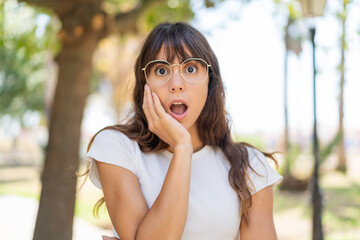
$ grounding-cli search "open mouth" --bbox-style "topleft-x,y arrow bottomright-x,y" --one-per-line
170,102 -> 188,115
169,101 -> 188,120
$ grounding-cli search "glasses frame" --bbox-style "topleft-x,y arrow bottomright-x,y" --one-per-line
142,57 -> 211,85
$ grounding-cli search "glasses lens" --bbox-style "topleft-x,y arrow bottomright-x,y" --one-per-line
144,59 -> 209,84
145,61 -> 171,84
181,59 -> 208,84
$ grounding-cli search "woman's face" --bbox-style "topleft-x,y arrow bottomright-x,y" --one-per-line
145,46 -> 209,135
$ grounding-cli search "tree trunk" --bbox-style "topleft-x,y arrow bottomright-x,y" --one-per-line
280,18 -> 309,192
336,0 -> 347,173
24,0 -> 173,238
33,25 -> 101,240
283,18 -> 290,175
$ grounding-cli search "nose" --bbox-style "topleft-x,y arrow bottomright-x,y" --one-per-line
169,64 -> 185,92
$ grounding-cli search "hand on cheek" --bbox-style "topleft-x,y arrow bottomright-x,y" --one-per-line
142,84 -> 192,149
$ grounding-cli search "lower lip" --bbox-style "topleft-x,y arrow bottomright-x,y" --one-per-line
169,108 -> 188,120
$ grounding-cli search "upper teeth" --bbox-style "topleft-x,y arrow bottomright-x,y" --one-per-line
173,102 -> 183,105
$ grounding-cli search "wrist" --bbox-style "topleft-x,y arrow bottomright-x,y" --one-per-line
174,142 -> 193,154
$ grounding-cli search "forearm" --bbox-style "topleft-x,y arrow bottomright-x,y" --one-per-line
135,143 -> 193,240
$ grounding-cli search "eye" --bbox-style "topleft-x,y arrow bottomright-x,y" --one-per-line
156,67 -> 168,75
185,65 -> 197,74
152,63 -> 170,76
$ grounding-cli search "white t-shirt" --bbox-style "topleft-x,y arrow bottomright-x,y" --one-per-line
85,129 -> 283,240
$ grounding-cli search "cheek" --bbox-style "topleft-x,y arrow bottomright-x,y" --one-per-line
201,82 -> 209,104
194,85 -> 208,113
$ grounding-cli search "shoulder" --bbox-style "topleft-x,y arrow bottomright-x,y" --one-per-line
93,128 -> 134,144
244,146 -> 283,195
87,128 -> 140,169
245,146 -> 266,165
245,146 -> 272,174
93,128 -> 138,151
86,128 -> 140,189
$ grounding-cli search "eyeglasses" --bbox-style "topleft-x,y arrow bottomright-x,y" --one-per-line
142,58 -> 211,85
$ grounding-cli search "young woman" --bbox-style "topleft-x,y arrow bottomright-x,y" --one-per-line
85,22 -> 283,240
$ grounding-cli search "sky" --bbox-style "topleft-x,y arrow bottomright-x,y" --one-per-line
189,0 -> 360,142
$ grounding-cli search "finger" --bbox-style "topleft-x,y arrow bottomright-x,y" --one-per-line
142,86 -> 153,127
152,91 -> 167,118
145,85 -> 160,122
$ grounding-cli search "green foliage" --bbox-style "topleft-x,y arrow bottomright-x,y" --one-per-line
282,143 -> 301,174
274,172 -> 360,238
287,0 -> 302,20
273,0 -> 302,20
232,133 -> 266,150
103,0 -> 194,30
282,131 -> 342,174
319,131 -> 343,165
0,0 -> 59,125
89,68 -> 102,95
103,0 -> 139,14
143,0 -> 194,31
288,143 -> 301,164
74,197 -> 112,226
322,183 -> 360,238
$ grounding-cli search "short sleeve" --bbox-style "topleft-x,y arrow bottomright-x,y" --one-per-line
246,147 -> 283,195
84,129 -> 138,190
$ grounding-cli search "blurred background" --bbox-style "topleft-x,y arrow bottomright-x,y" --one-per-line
0,0 -> 359,239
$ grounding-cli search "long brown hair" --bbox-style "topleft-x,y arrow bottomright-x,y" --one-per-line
84,22 -> 278,226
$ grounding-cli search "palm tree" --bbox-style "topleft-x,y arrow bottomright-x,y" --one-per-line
279,2 -> 308,190
336,0 -> 348,173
